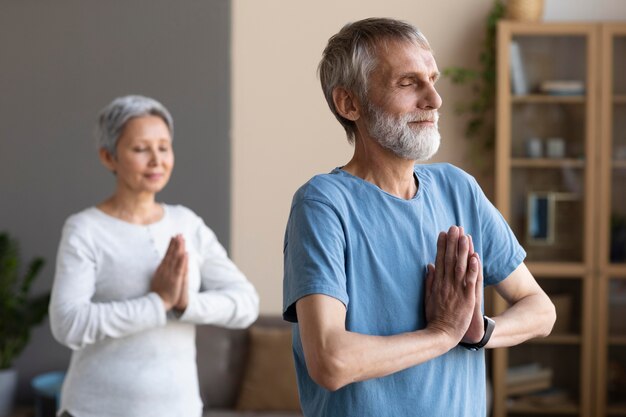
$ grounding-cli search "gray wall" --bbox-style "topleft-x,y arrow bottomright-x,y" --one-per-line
0,0 -> 232,402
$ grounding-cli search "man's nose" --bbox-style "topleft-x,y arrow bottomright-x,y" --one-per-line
418,84 -> 442,110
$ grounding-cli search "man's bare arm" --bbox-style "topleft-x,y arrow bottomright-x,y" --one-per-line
486,262 -> 556,348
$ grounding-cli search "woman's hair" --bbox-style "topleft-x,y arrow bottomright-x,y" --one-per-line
318,18 -> 431,143
95,95 -> 174,156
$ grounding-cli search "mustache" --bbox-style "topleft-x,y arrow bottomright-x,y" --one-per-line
406,110 -> 439,123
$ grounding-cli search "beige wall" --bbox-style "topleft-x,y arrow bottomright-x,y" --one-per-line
231,0 -> 494,313
231,0 -> 626,314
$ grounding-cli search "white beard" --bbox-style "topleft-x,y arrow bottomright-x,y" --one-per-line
365,104 -> 441,161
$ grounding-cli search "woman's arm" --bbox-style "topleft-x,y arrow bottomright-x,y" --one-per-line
175,220 -> 259,328
49,221 -> 168,350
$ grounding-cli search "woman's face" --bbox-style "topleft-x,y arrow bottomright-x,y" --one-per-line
106,115 -> 174,196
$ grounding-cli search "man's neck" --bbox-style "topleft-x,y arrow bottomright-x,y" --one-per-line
342,136 -> 417,200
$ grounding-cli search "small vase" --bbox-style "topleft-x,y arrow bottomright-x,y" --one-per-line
0,368 -> 18,417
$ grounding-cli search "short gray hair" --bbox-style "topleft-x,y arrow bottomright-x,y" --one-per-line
96,95 -> 174,156
318,18 -> 431,143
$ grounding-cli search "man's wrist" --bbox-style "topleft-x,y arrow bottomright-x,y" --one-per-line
459,316 -> 495,351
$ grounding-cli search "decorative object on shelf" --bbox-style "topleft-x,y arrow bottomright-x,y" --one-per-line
615,145 -> 626,160
525,137 -> 543,158
527,192 -> 555,244
443,0 -> 505,169
506,0 -> 544,22
0,232 -> 49,416
526,192 -> 580,246
546,137 -> 566,159
539,80 -> 585,96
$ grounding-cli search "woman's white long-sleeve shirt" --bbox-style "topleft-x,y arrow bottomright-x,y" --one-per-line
49,205 -> 259,417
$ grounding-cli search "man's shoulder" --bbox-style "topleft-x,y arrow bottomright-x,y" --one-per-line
292,169 -> 353,205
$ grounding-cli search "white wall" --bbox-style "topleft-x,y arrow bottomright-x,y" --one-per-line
231,0 -> 626,314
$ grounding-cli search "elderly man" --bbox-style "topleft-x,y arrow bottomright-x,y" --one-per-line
283,17 -> 556,416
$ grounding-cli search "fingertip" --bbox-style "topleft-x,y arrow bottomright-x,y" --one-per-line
469,256 -> 479,272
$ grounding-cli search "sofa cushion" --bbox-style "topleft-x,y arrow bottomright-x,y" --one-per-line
197,324 -> 249,409
235,325 -> 301,412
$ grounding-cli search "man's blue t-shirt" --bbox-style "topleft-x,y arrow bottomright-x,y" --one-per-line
283,163 -> 526,417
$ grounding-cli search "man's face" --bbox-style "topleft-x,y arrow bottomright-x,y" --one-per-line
361,40 -> 442,161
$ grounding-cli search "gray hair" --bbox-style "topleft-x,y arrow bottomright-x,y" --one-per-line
318,18 -> 431,143
96,95 -> 174,156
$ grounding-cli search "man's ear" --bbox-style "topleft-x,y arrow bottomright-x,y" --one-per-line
99,148 -> 117,173
332,87 -> 362,122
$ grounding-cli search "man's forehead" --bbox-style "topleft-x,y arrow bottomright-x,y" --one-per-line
373,40 -> 438,76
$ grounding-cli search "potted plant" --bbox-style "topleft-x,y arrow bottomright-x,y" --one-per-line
0,232 -> 50,416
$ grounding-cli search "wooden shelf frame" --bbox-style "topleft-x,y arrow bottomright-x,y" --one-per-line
597,23 -> 626,417
512,94 -> 586,104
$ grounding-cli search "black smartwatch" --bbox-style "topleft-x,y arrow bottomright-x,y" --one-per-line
459,315 -> 495,351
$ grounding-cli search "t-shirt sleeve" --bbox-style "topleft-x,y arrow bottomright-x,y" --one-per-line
470,177 -> 527,286
283,198 -> 349,323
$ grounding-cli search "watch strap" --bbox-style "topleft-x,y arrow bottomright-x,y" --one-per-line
459,315 -> 495,351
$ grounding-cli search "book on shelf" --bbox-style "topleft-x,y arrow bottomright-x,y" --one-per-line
520,388 -> 571,407
506,363 -> 553,396
509,41 -> 528,95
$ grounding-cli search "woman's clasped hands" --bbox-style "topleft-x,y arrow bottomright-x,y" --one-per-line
151,234 -> 189,312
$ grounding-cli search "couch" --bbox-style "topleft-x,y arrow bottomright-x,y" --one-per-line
196,315 -> 302,417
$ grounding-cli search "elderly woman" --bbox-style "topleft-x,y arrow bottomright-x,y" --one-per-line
49,95 -> 259,417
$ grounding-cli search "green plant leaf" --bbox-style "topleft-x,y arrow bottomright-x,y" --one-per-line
0,231 -> 49,369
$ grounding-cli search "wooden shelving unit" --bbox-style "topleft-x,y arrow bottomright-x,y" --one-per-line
493,21 -> 597,417
494,20 -> 626,417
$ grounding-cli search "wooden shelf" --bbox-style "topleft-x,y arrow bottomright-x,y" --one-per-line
511,158 -> 585,169
608,336 -> 626,346
606,266 -> 626,277
614,95 -> 626,104
613,160 -> 626,169
512,94 -> 585,104
507,401 -> 579,414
